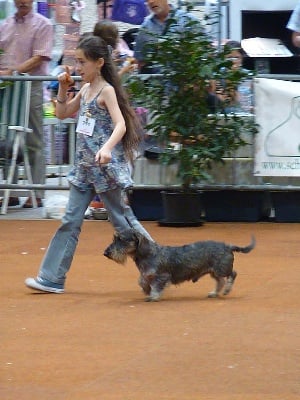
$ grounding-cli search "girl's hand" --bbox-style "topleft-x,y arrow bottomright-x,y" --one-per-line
57,66 -> 75,90
95,147 -> 112,165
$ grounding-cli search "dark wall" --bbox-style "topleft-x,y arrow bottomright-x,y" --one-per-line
241,10 -> 300,74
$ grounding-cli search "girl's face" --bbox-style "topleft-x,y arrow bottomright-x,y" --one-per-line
227,50 -> 243,70
75,48 -> 104,82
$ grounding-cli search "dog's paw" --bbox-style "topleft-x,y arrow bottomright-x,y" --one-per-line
207,291 -> 218,298
223,281 -> 234,295
145,296 -> 160,302
145,290 -> 161,302
223,287 -> 232,296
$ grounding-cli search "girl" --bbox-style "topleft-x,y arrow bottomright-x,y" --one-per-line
87,20 -> 137,213
25,35 -> 152,293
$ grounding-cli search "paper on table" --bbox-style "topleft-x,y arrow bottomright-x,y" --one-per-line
241,38 -> 293,57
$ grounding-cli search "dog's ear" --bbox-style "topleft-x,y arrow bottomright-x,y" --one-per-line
117,229 -> 136,243
133,231 -> 153,255
132,230 -> 144,244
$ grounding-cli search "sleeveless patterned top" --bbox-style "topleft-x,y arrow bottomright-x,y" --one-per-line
68,85 -> 133,193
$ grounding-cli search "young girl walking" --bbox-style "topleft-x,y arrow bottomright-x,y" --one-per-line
25,35 -> 152,293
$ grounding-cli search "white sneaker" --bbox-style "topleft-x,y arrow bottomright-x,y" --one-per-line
25,277 -> 64,293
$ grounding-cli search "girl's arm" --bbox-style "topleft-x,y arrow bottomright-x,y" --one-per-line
95,85 -> 126,164
56,68 -> 82,119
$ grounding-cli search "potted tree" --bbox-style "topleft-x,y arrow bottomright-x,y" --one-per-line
128,7 -> 258,225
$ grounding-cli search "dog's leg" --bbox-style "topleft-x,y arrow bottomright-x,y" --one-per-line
146,273 -> 170,302
208,276 -> 226,298
138,274 -> 152,295
223,270 -> 237,295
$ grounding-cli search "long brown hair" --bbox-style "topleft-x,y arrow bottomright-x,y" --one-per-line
77,35 -> 140,162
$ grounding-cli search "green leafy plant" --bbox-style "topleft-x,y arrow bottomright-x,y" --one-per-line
127,10 -> 257,191
0,49 -> 13,89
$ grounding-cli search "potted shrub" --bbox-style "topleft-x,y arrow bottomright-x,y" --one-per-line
127,6 -> 258,225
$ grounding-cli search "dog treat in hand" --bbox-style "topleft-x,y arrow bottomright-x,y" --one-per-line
63,65 -> 75,86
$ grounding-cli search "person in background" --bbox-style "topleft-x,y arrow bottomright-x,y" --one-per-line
122,27 -> 139,51
25,36 -> 152,293
93,19 -> 136,78
211,40 -> 253,114
287,2 -> 300,48
134,0 -> 202,73
0,0 -> 53,208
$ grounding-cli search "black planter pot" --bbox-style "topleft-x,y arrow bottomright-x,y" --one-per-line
202,190 -> 267,222
271,191 -> 300,222
129,189 -> 164,221
159,191 -> 203,227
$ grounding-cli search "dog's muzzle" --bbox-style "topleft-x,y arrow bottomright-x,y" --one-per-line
103,248 -> 112,259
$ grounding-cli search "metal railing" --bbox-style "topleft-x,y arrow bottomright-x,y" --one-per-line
1,73 -> 300,192
0,75 -> 81,192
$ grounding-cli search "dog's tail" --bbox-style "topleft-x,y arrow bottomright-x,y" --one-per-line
230,235 -> 256,254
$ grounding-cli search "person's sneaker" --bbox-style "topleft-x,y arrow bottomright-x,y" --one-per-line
25,277 -> 64,293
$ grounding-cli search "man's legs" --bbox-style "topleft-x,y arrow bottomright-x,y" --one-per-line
25,80 -> 45,203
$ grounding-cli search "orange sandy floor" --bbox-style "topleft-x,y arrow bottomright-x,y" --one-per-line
1,220 -> 300,400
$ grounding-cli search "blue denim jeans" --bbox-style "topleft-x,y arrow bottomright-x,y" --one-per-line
38,183 -> 152,285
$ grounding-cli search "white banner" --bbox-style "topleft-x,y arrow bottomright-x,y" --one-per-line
254,77 -> 300,177
231,0 -> 298,11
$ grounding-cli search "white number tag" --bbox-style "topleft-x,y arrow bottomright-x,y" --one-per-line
76,115 -> 96,136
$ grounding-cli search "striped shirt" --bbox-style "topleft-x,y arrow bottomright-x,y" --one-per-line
0,10 -> 53,75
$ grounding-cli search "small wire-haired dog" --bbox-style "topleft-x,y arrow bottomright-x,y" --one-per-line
104,229 -> 256,302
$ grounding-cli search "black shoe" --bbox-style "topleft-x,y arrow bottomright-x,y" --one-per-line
22,197 -> 43,208
0,197 -> 20,207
